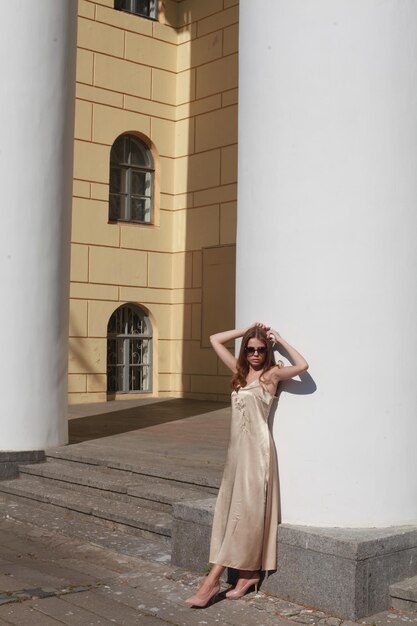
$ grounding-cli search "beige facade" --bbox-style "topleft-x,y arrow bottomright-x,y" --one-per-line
69,0 -> 238,403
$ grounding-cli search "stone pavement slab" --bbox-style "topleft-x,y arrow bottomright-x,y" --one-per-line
62,589 -> 167,625
26,595 -> 122,625
0,574 -> 31,594
0,560 -> 93,593
49,556 -> 129,581
0,603 -> 62,625
361,611 -> 417,625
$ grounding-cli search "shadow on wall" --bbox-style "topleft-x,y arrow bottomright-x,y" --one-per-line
268,344 -> 317,523
68,316 -> 106,401
169,0 -> 239,402
276,339 -> 317,397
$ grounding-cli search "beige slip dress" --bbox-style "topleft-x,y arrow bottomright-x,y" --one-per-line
209,378 -> 279,571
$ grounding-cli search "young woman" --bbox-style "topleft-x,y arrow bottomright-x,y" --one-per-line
185,322 -> 308,607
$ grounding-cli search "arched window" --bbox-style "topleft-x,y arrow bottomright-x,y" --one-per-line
109,134 -> 154,224
107,305 -> 152,393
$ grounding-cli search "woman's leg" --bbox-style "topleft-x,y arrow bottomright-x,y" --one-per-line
234,569 -> 260,588
225,569 -> 260,599
185,564 -> 225,606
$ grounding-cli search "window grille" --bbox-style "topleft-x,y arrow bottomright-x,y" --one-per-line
107,305 -> 152,393
114,0 -> 158,20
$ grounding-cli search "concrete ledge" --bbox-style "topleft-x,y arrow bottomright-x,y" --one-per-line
266,524 -> 417,620
171,498 -> 216,571
277,524 -> 417,560
170,497 -> 417,620
0,451 -> 46,481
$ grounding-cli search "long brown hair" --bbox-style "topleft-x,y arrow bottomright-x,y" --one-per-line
231,327 -> 277,391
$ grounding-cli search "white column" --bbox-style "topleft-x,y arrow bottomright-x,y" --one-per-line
0,1 -> 77,451
237,0 -> 417,527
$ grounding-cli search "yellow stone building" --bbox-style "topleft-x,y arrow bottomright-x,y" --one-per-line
70,0 -> 239,404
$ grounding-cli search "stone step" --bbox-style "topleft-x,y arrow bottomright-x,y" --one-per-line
0,475 -> 172,538
390,576 -> 417,612
19,460 -> 217,513
0,494 -> 171,563
46,446 -> 222,489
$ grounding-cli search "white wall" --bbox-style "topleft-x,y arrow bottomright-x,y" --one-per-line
0,1 -> 77,450
237,0 -> 417,526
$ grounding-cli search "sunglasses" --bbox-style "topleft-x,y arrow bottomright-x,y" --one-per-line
245,346 -> 267,355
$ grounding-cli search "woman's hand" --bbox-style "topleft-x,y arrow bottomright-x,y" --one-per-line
252,322 -> 280,345
267,329 -> 281,344
252,322 -> 271,333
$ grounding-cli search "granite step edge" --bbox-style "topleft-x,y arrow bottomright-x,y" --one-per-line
18,461 -> 217,507
12,472 -> 173,515
0,476 -> 172,537
19,461 -> 132,494
45,448 -> 222,489
390,598 -> 417,612
0,493 -> 172,558
390,575 -> 417,603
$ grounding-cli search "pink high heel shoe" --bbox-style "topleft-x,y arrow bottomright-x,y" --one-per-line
185,582 -> 220,607
225,575 -> 260,599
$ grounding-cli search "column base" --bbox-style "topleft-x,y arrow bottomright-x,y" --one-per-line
171,499 -> 417,620
0,450 -> 45,481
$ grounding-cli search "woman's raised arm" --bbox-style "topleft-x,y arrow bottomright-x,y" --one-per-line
210,326 -> 253,373
267,328 -> 309,381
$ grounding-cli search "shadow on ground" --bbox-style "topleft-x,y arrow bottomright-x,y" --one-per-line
68,399 -> 228,444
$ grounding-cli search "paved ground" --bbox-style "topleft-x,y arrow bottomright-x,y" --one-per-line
0,398 -> 416,625
1,515 -> 417,626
